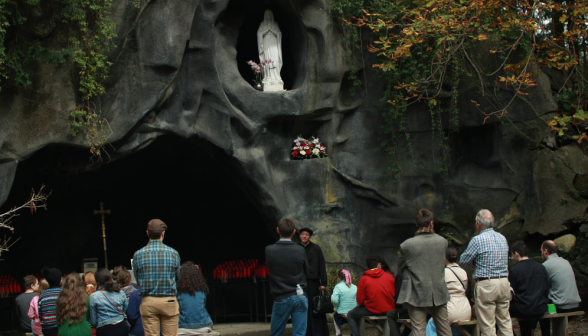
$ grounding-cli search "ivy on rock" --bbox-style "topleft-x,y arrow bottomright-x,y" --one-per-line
0,0 -> 116,160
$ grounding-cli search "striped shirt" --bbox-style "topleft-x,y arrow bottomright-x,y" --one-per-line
133,240 -> 180,297
459,228 -> 509,279
38,287 -> 62,334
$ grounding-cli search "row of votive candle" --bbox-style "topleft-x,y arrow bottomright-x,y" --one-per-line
0,275 -> 21,294
213,260 -> 269,279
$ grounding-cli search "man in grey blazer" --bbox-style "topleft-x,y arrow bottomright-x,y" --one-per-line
396,209 -> 451,336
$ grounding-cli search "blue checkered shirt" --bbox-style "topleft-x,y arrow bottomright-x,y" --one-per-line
133,240 -> 181,297
459,228 -> 509,280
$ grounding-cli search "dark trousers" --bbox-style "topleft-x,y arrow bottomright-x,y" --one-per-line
386,309 -> 402,336
510,309 -> 542,336
539,307 -> 577,336
306,279 -> 329,336
96,320 -> 129,336
347,305 -> 382,336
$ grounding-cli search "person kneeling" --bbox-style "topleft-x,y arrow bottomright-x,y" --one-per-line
177,262 -> 214,335
347,255 -> 395,336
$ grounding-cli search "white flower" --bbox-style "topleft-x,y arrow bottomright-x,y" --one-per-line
304,146 -> 309,150
321,146 -> 326,151
312,148 -> 320,155
292,147 -> 298,150
300,150 -> 306,155
295,141 -> 300,146
313,138 -> 320,144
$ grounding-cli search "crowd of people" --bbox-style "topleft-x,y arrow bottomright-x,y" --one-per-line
14,219 -> 213,336
12,211 -> 583,336
265,209 -> 582,336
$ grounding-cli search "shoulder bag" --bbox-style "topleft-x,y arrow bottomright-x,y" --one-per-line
445,266 -> 466,290
100,290 -> 127,320
312,289 -> 334,315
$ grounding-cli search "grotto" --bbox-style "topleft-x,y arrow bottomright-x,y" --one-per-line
1,0 -> 588,331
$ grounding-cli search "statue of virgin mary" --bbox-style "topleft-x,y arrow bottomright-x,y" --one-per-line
257,10 -> 284,91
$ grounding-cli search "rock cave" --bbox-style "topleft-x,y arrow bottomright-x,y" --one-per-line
1,0 -> 588,329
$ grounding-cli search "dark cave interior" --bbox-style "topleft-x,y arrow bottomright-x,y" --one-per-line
0,135 -> 276,295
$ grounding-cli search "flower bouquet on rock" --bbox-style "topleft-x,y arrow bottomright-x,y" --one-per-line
291,136 -> 328,160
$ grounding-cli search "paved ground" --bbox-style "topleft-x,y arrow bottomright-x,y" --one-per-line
212,322 -> 292,336
212,316 -> 588,336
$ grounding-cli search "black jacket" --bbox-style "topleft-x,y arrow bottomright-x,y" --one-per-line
266,240 -> 309,300
508,259 -> 549,317
302,241 -> 328,286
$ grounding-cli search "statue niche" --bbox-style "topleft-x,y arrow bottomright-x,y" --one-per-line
257,9 -> 284,92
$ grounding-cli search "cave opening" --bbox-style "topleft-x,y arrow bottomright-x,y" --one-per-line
230,0 -> 306,91
0,135 -> 276,292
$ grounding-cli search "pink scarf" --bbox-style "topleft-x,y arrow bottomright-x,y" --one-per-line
342,269 -> 352,286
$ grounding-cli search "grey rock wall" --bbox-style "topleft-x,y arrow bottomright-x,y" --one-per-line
0,0 -> 587,276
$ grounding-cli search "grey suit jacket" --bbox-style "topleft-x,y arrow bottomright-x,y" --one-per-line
396,232 -> 450,307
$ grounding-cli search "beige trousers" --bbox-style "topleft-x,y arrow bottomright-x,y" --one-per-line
408,303 -> 452,336
140,296 -> 180,336
474,278 -> 513,336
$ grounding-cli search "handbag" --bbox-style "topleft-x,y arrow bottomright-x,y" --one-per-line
312,289 -> 334,314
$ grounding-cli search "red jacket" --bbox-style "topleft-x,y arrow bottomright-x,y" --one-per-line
356,268 -> 395,314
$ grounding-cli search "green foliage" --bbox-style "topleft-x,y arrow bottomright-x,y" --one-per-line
332,0 -> 588,224
0,0 -> 116,160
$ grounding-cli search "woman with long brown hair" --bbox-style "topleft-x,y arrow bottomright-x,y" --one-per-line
88,269 -> 128,336
177,261 -> 213,335
56,273 -> 91,336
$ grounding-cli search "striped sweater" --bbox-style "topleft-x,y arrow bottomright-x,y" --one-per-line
39,287 -> 62,334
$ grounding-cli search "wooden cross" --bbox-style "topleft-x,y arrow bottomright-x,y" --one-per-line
94,202 -> 111,270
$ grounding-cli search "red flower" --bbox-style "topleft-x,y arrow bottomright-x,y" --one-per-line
310,144 -> 314,148
302,141 -> 307,146
293,151 -> 299,158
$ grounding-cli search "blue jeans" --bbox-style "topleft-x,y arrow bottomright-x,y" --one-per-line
270,294 -> 308,336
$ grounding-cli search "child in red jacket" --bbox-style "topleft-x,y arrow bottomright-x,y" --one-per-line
346,255 -> 395,336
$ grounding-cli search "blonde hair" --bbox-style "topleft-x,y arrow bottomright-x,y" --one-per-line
37,279 -> 49,296
84,271 -> 97,297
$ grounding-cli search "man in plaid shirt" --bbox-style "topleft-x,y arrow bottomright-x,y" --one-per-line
460,210 -> 513,336
133,219 -> 181,336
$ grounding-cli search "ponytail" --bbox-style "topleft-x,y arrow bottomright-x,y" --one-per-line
94,268 -> 120,292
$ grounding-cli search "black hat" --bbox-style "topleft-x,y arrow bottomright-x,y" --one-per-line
42,267 -> 62,288
299,228 -> 313,236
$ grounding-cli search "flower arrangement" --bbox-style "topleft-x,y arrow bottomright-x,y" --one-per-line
247,59 -> 274,84
291,136 -> 328,159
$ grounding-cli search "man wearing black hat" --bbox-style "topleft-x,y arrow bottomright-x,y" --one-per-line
132,219 -> 181,336
299,227 -> 329,336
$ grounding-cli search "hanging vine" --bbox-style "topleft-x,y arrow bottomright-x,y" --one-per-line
331,0 -> 588,225
0,0 -> 117,161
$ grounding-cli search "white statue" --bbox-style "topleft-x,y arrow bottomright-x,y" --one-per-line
257,10 -> 284,91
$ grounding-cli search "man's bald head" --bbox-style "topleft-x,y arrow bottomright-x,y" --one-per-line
476,209 -> 495,228
542,240 -> 558,255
